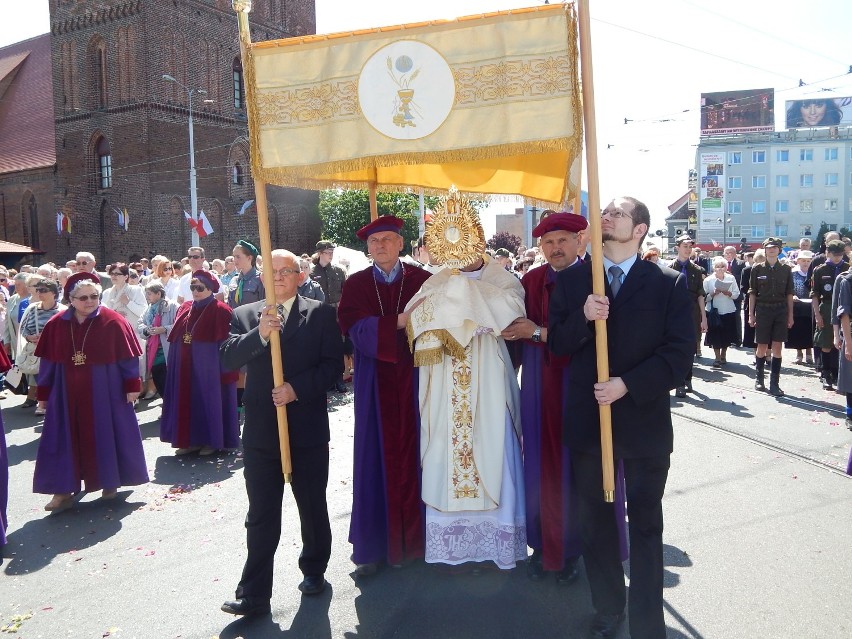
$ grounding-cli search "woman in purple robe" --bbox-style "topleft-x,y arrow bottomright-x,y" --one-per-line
160,270 -> 238,456
33,272 -> 148,512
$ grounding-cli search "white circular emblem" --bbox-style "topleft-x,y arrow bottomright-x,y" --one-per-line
358,40 -> 455,140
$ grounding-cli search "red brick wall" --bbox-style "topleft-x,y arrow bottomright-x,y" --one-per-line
38,0 -> 321,266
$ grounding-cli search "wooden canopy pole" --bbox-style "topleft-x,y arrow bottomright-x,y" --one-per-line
369,168 -> 378,221
578,0 -> 615,502
234,0 -> 292,482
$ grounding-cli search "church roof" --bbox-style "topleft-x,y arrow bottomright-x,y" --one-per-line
0,33 -> 55,175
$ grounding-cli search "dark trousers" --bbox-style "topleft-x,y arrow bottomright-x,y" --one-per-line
235,444 -> 332,600
572,450 -> 670,639
151,363 -> 167,398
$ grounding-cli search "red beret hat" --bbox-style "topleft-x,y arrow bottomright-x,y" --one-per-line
532,213 -> 588,238
63,272 -> 101,303
191,269 -> 220,293
356,215 -> 405,241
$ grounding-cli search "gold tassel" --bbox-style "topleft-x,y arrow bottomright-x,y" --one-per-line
413,348 -> 444,367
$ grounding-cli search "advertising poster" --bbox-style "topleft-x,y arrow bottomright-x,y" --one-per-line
784,96 -> 852,128
701,88 -> 774,135
699,152 -> 725,232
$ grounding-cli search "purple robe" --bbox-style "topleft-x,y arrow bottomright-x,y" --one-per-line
160,298 -> 238,450
338,262 -> 431,566
1,411 -> 7,547
521,263 -> 628,569
33,357 -> 149,494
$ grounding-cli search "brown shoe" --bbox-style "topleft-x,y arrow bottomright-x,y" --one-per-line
44,494 -> 74,512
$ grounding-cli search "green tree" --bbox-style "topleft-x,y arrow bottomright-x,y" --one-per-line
486,231 -> 522,256
318,189 -> 438,253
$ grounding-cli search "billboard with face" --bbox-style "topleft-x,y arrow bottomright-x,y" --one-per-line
785,97 -> 852,128
701,89 -> 774,135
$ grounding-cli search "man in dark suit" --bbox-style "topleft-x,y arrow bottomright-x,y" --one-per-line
723,245 -> 746,346
548,196 -> 694,639
219,249 -> 343,616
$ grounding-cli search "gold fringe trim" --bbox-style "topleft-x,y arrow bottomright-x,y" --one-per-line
413,347 -> 444,367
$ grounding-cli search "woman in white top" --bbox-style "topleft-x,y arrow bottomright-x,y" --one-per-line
703,256 -> 741,368
102,262 -> 148,375
152,259 -> 180,302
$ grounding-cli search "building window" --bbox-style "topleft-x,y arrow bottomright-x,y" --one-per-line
800,149 -> 813,161
800,174 -> 813,188
728,201 -> 742,215
827,224 -> 838,232
800,199 -> 812,213
776,175 -> 789,187
97,137 -> 112,189
27,194 -> 40,249
825,173 -> 838,186
774,225 -> 788,237
849,197 -> 852,212
776,149 -> 789,162
729,152 -> 742,165
727,225 -> 741,239
801,225 -> 812,237
232,162 -> 243,185
752,150 -> 765,163
825,148 -> 838,161
752,175 -> 766,189
751,225 -> 766,238
825,198 -> 838,211
752,201 -> 766,214
775,200 -> 789,213
233,58 -> 244,109
728,176 -> 742,189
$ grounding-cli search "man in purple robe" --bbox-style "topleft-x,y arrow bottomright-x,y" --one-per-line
338,215 -> 431,574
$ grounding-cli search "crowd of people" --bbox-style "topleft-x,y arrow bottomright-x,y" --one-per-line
1,202 -> 851,639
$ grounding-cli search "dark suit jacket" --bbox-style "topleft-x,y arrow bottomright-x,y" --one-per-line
220,296 -> 343,450
548,259 -> 695,459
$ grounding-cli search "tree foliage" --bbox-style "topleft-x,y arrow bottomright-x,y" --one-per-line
486,231 -> 522,256
318,190 -> 439,253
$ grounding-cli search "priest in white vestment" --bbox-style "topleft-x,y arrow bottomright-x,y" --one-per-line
406,254 -> 527,569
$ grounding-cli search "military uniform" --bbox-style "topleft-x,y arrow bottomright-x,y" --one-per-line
311,263 -> 346,307
668,235 -> 706,397
750,237 -> 794,396
750,262 -> 794,345
812,260 -> 848,348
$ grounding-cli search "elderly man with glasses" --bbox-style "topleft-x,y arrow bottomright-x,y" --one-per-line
75,251 -> 111,289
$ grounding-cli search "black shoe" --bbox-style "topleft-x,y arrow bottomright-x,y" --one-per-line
755,378 -> 766,392
846,416 -> 852,431
354,562 -> 378,576
21,399 -> 37,408
675,386 -> 687,398
685,379 -> 693,392
334,382 -> 348,393
769,384 -> 785,398
526,549 -> 543,581
298,574 -> 327,596
221,597 -> 271,616
589,611 -> 625,639
555,558 -> 580,585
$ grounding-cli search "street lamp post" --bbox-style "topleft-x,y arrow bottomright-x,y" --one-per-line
162,74 -> 207,246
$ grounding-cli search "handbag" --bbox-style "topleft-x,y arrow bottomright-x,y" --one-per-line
4,365 -> 24,393
707,298 -> 722,329
15,307 -> 41,375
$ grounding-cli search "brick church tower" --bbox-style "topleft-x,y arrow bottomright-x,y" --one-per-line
49,0 -> 320,264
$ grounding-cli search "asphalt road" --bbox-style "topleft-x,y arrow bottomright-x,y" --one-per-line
2,347 -> 851,638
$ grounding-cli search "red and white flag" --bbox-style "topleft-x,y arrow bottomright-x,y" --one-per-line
197,210 -> 214,238
184,210 -> 198,230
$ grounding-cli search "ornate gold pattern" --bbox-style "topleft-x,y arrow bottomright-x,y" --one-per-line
451,349 -> 480,500
256,81 -> 359,126
424,188 -> 486,271
454,55 -> 572,105
250,55 -> 568,129
232,0 -> 252,13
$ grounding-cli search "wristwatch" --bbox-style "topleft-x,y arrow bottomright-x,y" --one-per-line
531,326 -> 542,343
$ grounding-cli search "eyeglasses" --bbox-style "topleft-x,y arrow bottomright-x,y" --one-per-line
163,267 -> 173,272
189,255 -> 204,260
72,294 -> 99,302
189,284 -> 208,292
272,268 -> 300,277
601,209 -> 633,220
0,278 -> 7,283
35,288 -> 50,293
109,272 -> 124,277
129,274 -> 139,279
76,261 -> 89,265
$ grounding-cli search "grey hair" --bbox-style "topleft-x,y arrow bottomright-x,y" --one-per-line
69,280 -> 103,298
145,281 -> 166,296
712,256 -> 728,269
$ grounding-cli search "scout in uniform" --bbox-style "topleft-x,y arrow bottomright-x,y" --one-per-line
668,234 -> 707,398
749,237 -> 794,396
811,240 -> 849,390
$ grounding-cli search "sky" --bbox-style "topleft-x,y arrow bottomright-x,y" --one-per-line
4,0 -> 852,237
